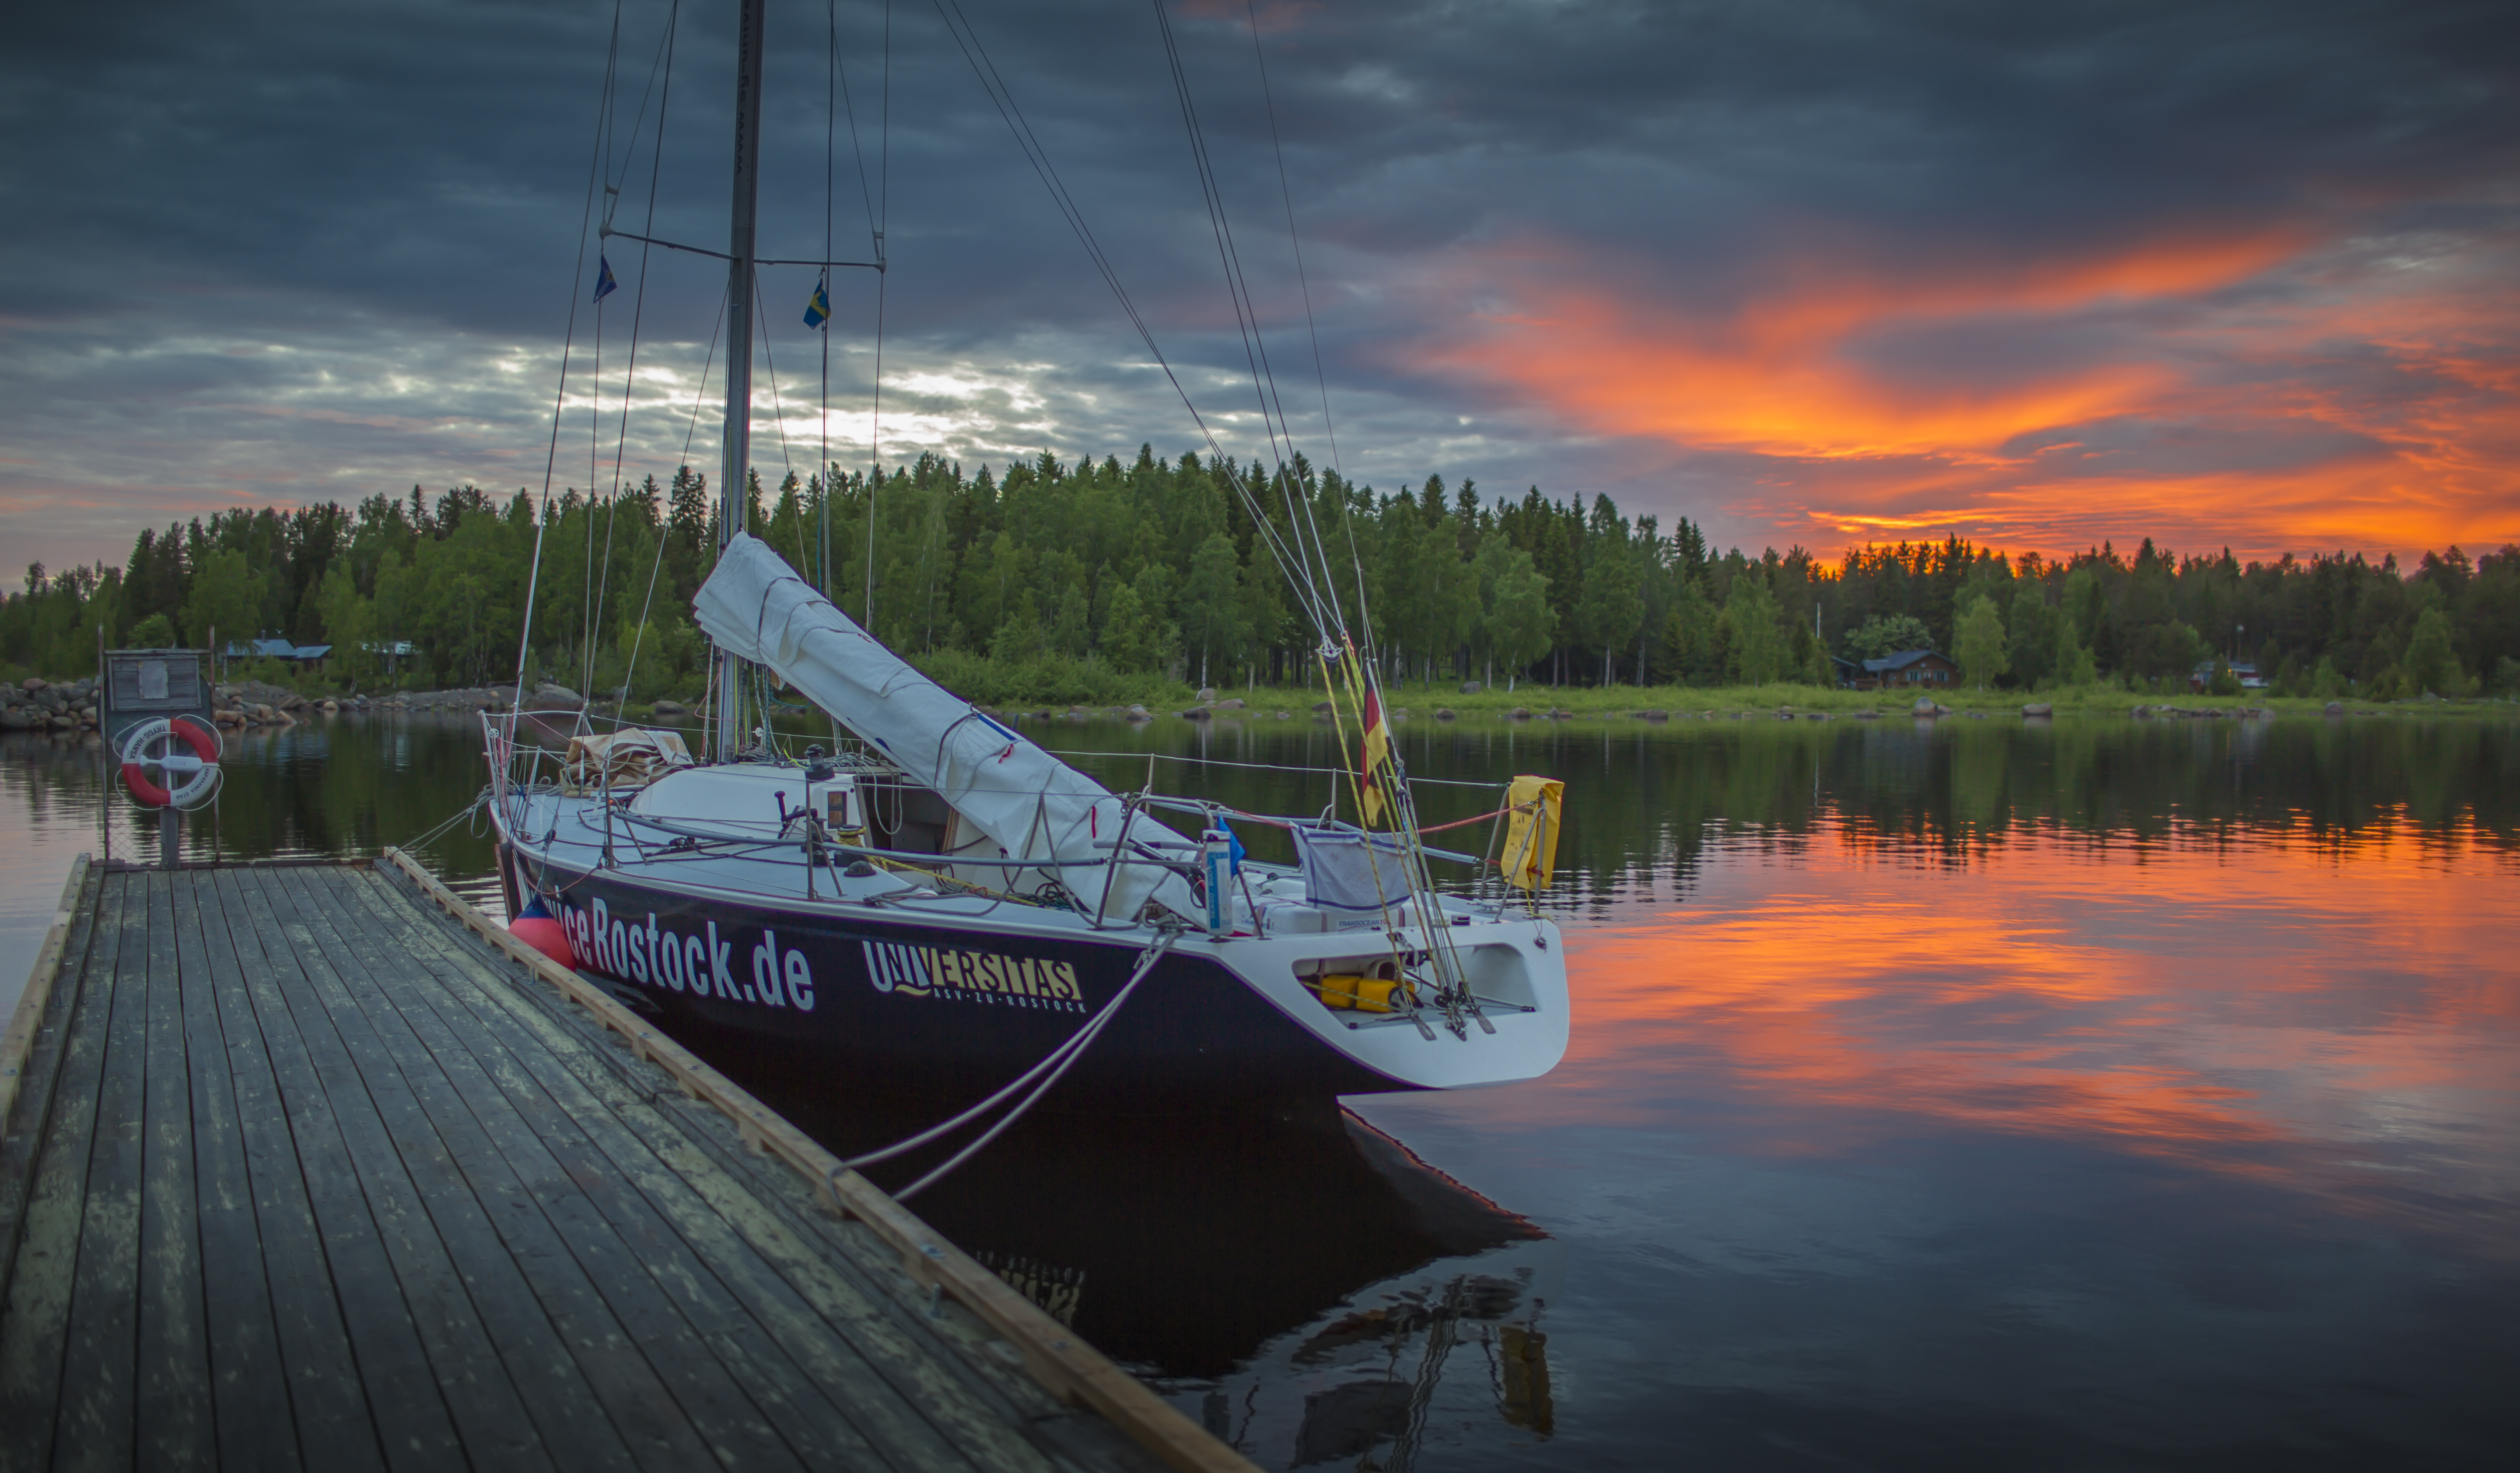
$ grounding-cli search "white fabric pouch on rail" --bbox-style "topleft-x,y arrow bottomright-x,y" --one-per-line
1289,827 -> 1411,914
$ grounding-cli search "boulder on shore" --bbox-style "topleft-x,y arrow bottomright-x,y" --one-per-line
651,698 -> 686,716
1507,707 -> 1532,720
530,682 -> 586,711
2022,702 -> 2054,717
1435,708 -> 1456,720
1215,697 -> 1247,710
1459,681 -> 1482,694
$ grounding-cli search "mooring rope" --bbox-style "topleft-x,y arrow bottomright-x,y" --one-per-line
833,928 -> 1180,1200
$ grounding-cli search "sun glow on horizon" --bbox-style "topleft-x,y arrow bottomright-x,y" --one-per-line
1410,223 -> 2520,560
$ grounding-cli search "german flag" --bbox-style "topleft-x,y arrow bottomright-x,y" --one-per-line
1358,684 -> 1392,826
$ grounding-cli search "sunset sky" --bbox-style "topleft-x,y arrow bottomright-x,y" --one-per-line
4,0 -> 2515,591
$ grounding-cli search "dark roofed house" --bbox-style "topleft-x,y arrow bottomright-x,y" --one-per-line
1861,648 -> 1959,689
223,633 -> 332,674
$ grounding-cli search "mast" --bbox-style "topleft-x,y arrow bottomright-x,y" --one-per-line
715,0 -> 767,760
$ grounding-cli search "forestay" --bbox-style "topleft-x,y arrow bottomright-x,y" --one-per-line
694,532 -> 1198,924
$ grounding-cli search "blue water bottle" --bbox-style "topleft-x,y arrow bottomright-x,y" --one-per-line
1202,829 -> 1232,937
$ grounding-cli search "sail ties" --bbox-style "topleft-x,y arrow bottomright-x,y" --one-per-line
828,929 -> 1183,1201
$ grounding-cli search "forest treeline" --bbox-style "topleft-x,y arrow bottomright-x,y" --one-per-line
7,447 -> 2518,702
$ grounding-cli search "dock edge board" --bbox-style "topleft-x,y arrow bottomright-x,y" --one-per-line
0,854 -> 92,1136
374,847 -> 1258,1473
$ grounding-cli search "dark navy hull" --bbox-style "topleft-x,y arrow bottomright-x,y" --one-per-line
504,845 -> 1404,1097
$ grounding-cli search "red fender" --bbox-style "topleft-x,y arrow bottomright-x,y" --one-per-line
508,915 -> 576,970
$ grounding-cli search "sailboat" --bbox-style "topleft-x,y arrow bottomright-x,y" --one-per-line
483,0 -> 1569,1098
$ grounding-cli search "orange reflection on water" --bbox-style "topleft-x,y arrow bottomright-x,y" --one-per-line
1529,822 -> 2520,1196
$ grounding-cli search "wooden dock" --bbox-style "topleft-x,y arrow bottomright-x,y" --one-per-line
0,854 -> 1253,1473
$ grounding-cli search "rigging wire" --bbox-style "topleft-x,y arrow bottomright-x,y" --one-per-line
1152,0 -> 1300,495
818,0 -> 887,643
924,0 -> 1333,644
917,5 -> 1440,994
606,10 -> 680,197
634,268 -> 732,715
1145,4 -> 1456,1007
1247,0 -> 1341,483
819,0 -> 836,605
1148,0 -> 1353,654
597,0 -> 682,627
511,0 -> 626,709
866,0 -> 892,635
582,290 -> 606,697
1242,0 -> 1376,675
580,5 -> 683,705
754,287 -> 796,493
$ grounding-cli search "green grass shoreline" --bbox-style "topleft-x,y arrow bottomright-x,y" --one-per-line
621,681 -> 2518,724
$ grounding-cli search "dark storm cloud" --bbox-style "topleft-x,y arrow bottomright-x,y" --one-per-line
4,0 -> 2514,583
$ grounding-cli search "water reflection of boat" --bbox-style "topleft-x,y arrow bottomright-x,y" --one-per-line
1207,1238 -> 1558,1469
683,1044 -> 1548,1390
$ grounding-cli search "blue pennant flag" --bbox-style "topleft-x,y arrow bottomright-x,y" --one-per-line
592,254 -> 619,303
802,271 -> 830,329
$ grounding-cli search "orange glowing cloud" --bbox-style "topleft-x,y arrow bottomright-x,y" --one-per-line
1408,224 -> 2520,557
1420,228 -> 2303,457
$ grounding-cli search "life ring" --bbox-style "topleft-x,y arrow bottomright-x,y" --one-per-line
119,716 -> 222,809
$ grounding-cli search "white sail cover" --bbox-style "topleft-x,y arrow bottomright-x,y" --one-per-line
694,532 -> 1197,923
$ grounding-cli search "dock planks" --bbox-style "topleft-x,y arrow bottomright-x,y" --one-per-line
0,860 -> 1233,1473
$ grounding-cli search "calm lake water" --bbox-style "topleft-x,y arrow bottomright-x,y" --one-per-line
6,711 -> 2516,1469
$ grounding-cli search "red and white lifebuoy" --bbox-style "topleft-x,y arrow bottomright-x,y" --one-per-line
119,716 -> 222,809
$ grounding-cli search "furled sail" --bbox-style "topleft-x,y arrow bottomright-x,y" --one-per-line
693,532 -> 1197,924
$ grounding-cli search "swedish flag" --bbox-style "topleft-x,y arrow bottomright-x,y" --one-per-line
802,271 -> 830,329
592,254 -> 619,303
